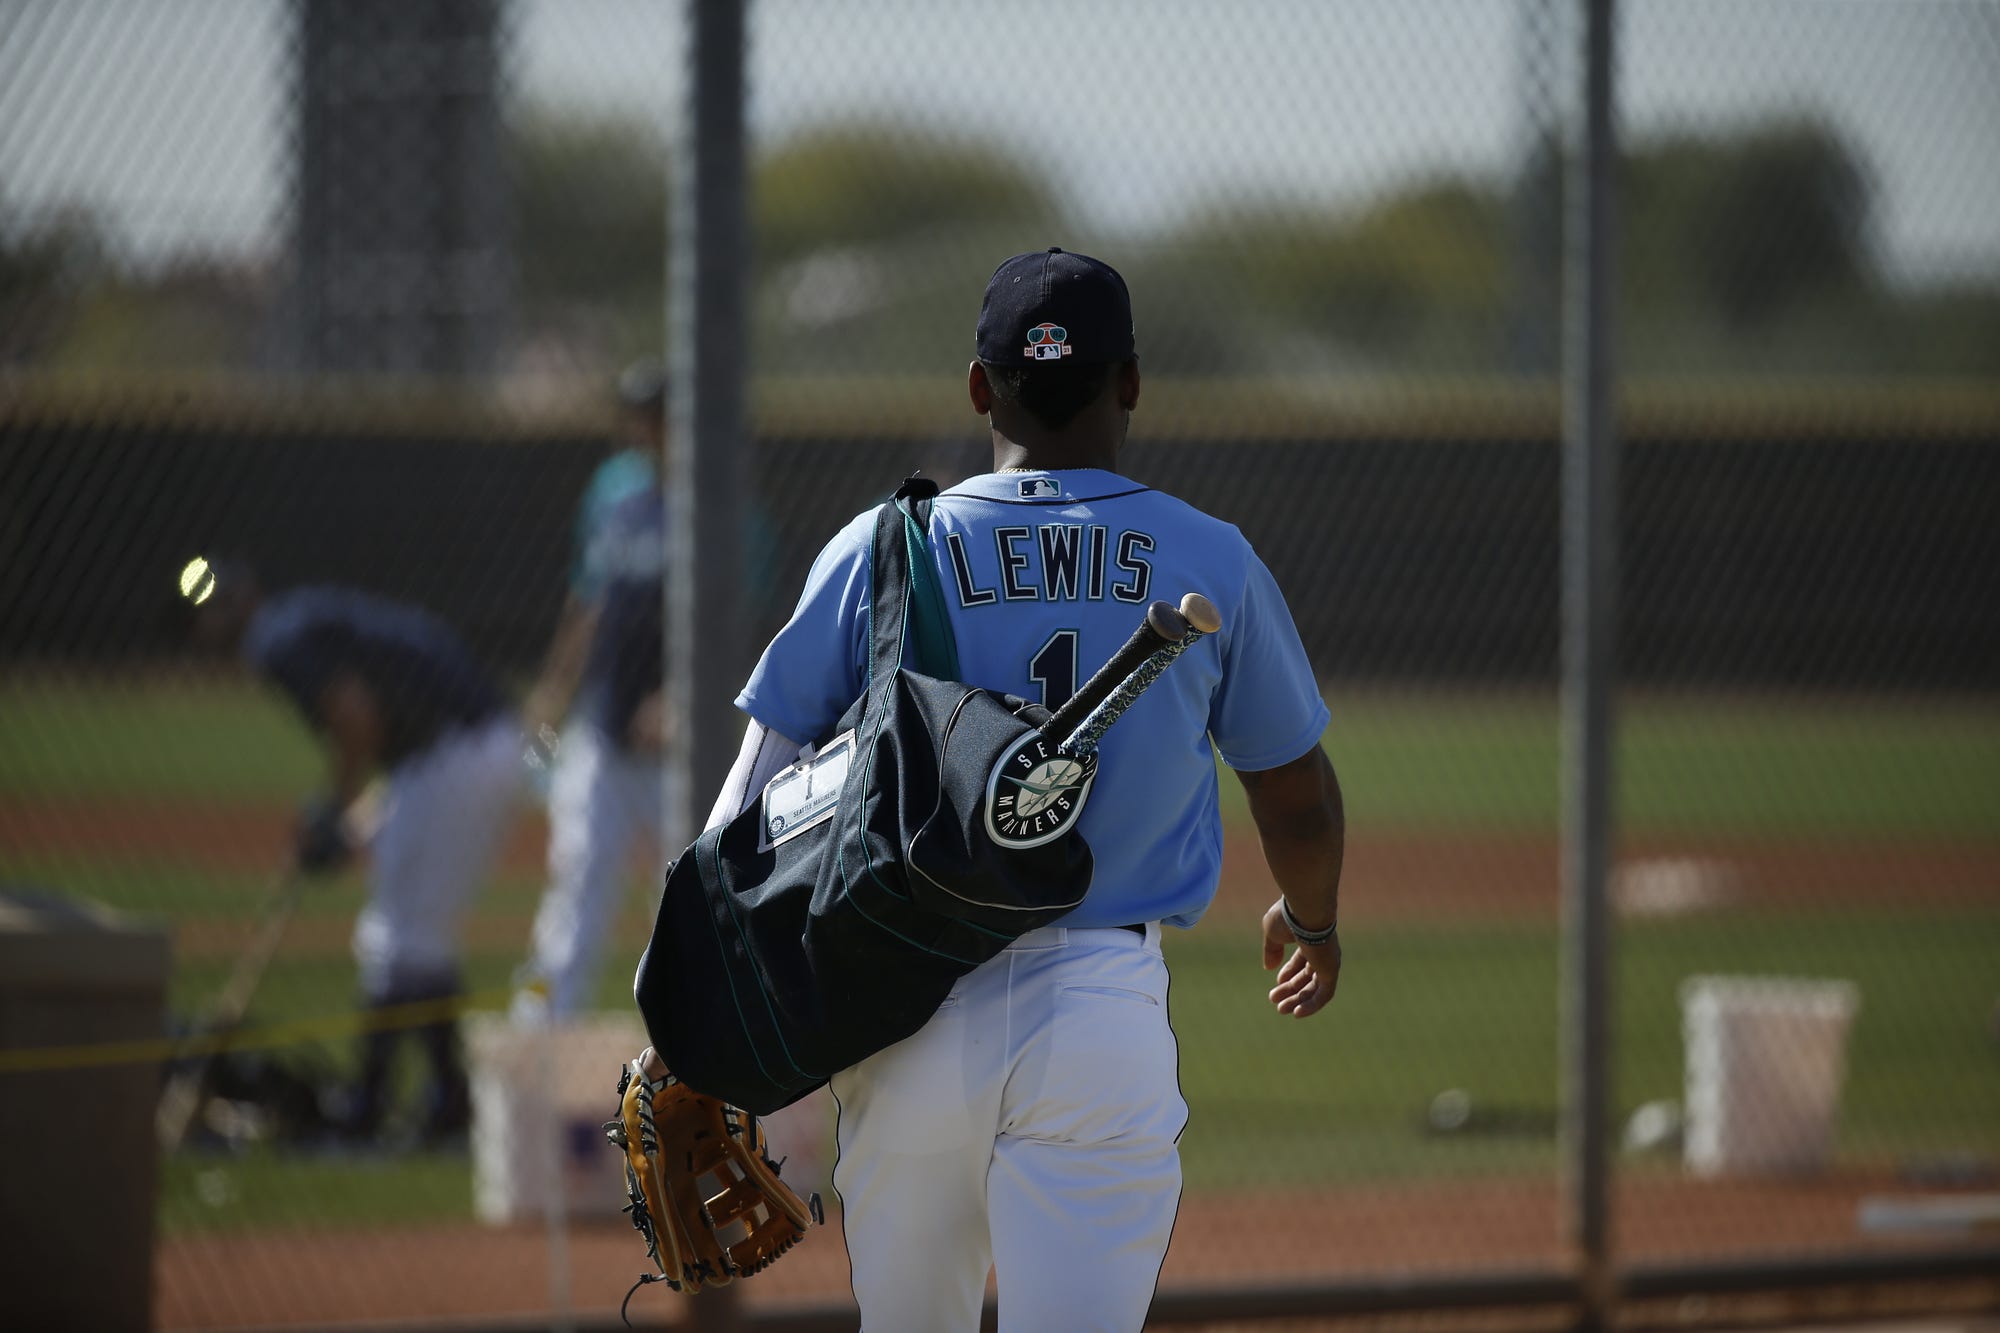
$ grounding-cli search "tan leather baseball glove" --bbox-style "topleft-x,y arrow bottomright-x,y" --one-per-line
604,1049 -> 820,1300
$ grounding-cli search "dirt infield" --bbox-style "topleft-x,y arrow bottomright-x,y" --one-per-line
155,1171 -> 2000,1330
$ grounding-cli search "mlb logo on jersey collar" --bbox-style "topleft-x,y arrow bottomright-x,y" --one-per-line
1018,477 -> 1061,499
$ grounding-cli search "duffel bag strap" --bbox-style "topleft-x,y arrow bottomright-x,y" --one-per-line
867,475 -> 961,689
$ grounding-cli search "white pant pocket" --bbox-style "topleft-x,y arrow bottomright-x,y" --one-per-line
1027,963 -> 1182,1145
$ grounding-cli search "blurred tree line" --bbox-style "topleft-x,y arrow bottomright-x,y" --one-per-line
3,112 -> 1994,382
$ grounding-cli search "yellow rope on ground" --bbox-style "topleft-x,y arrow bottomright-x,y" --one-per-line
0,988 -> 514,1074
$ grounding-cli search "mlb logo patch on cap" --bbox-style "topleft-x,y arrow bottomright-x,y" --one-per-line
1024,323 -> 1071,360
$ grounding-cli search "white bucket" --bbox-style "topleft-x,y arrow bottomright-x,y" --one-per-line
1679,975 -> 1860,1178
465,1012 -> 647,1224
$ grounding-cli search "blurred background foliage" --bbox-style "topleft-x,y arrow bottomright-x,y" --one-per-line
4,111 -> 1996,384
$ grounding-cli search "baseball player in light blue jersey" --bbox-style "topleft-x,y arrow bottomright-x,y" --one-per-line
516,364 -> 673,1020
696,249 -> 1346,1331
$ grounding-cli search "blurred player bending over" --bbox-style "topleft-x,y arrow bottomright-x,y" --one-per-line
696,248 -> 1347,1330
514,362 -> 674,1020
185,561 -> 523,1145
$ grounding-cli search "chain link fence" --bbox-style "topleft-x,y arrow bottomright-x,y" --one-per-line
1,1 -> 1995,1329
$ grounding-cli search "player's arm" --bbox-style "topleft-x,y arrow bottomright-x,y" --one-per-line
1235,743 -> 1345,1018
524,592 -> 601,733
314,669 -> 386,808
627,689 -> 669,752
289,669 -> 385,874
705,719 -> 803,831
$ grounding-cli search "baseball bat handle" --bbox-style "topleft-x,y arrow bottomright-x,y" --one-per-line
158,866 -> 307,1150
1061,593 -> 1221,758
1039,600 -> 1187,741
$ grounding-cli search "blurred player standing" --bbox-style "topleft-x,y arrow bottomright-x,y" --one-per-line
698,249 -> 1347,1330
514,363 -> 674,1019
186,562 -> 523,1144
516,481 -> 671,1019
522,361 -> 664,743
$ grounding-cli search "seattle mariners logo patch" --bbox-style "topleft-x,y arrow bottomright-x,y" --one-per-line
1024,322 -> 1072,360
984,731 -> 1095,849
1017,477 -> 1061,499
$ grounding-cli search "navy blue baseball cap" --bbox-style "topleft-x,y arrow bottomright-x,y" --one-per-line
975,247 -> 1135,366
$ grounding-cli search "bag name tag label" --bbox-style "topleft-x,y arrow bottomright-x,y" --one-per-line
759,729 -> 855,850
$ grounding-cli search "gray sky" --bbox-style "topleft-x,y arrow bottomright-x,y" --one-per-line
2,0 -> 1996,284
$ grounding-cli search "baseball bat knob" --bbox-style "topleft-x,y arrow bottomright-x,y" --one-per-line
1144,600 -> 1188,644
1177,592 -> 1221,636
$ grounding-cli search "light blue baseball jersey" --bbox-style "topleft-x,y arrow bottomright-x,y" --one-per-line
736,467 -> 1330,930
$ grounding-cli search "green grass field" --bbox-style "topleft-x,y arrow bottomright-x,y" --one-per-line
0,678 -> 324,801
147,906 -> 2000,1235
7,679 -> 1999,836
3,677 -> 1996,1234
1311,690 -> 1998,837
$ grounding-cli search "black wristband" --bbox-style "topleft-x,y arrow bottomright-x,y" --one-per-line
1280,898 -> 1337,946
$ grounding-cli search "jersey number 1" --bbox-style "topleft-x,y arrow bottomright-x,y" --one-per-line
1029,629 -> 1078,711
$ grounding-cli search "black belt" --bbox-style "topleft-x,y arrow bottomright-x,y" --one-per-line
1119,923 -> 1147,936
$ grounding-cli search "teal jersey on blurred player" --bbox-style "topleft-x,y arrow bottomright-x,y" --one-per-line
736,466 -> 1330,930
570,448 -> 658,601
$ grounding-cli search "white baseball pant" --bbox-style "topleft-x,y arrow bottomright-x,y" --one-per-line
354,715 -> 524,995
522,720 -> 673,1018
831,921 -> 1186,1333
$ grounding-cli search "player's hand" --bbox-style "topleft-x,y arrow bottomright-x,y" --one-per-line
522,721 -> 562,771
1261,898 -> 1340,1018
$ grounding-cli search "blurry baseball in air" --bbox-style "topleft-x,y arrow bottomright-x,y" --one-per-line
179,556 -> 218,606
1621,1099 -> 1684,1155
1428,1088 -> 1473,1133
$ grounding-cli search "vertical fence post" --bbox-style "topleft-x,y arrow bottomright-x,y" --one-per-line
1561,0 -> 1618,1329
666,0 -> 749,850
666,1 -> 748,1323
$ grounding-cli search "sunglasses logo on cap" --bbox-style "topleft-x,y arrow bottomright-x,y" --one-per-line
1024,323 -> 1072,360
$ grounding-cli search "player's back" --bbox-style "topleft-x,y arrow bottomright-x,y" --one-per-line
738,467 -> 1327,929
572,448 -> 657,601
578,485 -> 666,746
246,586 -> 506,764
930,468 -> 1327,929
